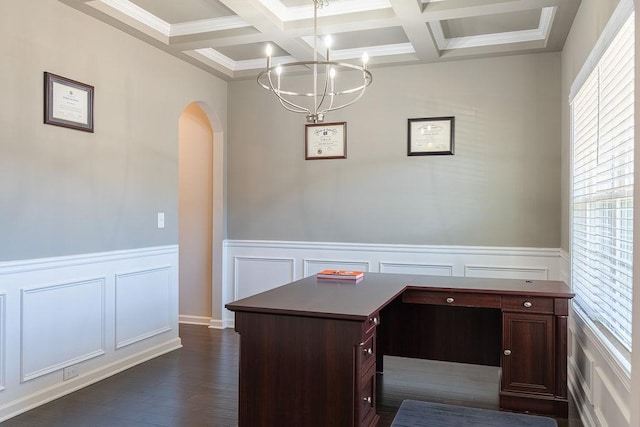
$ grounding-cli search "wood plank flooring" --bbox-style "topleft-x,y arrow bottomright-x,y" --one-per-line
2,324 -> 582,426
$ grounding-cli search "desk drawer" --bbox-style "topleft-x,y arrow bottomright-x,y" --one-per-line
402,290 -> 501,308
359,332 -> 376,371
362,312 -> 380,336
359,363 -> 376,424
502,296 -> 554,313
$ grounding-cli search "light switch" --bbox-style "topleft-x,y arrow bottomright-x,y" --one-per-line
157,212 -> 165,229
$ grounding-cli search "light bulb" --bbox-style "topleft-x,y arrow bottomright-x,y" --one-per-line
329,67 -> 336,79
276,65 -> 282,75
362,52 -> 369,65
266,44 -> 273,57
325,35 -> 333,49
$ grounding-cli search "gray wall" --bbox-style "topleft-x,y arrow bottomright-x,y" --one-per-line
228,53 -> 561,247
0,0 -> 227,261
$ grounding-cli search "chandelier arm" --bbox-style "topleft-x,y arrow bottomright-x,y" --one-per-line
275,92 -> 311,114
320,72 -> 370,114
265,71 -> 311,114
315,65 -> 331,113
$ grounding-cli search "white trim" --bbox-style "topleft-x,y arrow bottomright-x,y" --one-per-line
464,265 -> 549,279
0,293 -> 5,392
179,315 -> 212,326
431,7 -> 556,51
224,239 -> 561,258
594,366 -> 631,425
300,39 -> 416,60
208,319 -> 225,329
571,305 -> 631,380
0,245 -> 178,275
258,0 -> 391,22
170,16 -> 250,37
569,0 -> 635,101
378,262 -> 453,276
99,0 -> 170,35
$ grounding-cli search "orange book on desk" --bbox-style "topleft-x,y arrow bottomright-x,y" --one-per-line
316,269 -> 364,280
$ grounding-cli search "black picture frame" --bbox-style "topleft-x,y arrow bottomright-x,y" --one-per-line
407,116 -> 454,156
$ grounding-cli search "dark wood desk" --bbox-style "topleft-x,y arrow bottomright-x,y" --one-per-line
226,273 -> 574,426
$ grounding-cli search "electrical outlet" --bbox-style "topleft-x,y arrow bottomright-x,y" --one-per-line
63,365 -> 79,381
157,212 -> 165,229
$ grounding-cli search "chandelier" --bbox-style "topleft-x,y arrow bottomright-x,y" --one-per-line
256,0 -> 373,123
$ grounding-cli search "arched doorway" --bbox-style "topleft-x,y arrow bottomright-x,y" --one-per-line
178,103 -> 214,325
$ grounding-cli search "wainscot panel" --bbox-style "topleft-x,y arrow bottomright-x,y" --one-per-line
115,267 -> 172,349
379,262 -> 454,276
464,265 -> 549,280
233,256 -> 295,300
563,250 -> 632,427
0,246 -> 180,422
222,240 -> 563,328
0,293 -> 5,392
21,278 -> 106,382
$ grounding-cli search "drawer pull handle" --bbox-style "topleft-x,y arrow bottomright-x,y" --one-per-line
504,349 -> 512,356
364,348 -> 373,356
370,317 -> 379,325
363,396 -> 372,405
446,297 -> 454,304
523,301 -> 532,308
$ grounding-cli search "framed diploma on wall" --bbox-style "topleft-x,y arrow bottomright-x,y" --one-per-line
44,72 -> 94,132
305,122 -> 347,160
407,116 -> 454,156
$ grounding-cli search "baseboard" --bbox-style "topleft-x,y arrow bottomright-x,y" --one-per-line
0,337 -> 182,422
179,315 -> 212,326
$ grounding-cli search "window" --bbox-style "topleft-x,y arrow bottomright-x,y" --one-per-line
570,7 -> 634,361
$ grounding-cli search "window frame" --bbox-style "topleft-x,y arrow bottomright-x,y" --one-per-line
569,0 -> 635,375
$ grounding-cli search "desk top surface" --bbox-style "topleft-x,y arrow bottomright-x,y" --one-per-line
225,273 -> 574,321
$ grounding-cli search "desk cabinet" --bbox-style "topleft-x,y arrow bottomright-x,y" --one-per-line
502,312 -> 554,394
234,310 -> 380,427
500,296 -> 569,416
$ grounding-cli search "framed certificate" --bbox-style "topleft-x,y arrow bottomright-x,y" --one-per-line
408,117 -> 454,156
305,122 -> 347,160
44,72 -> 94,132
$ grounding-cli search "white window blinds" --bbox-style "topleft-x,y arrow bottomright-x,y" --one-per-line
571,12 -> 634,353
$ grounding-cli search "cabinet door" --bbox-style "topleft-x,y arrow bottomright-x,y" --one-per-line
502,313 -> 554,395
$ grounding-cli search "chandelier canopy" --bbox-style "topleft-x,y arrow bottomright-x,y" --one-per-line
256,0 -> 373,123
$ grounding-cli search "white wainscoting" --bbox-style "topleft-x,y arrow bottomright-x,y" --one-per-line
562,249 -> 632,427
21,278 -> 106,382
115,267 -> 172,349
222,240 -> 564,328
0,293 -> 5,392
0,246 -> 180,422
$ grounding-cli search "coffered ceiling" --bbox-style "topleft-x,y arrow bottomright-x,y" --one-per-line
59,0 -> 581,80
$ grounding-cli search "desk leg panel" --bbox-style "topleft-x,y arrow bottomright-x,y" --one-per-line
555,315 -> 568,399
235,312 -> 364,427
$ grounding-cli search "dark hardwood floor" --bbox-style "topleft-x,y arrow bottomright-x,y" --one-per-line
2,324 -> 582,426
